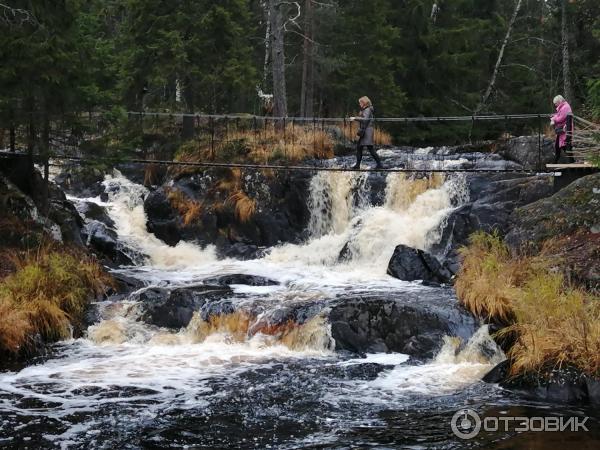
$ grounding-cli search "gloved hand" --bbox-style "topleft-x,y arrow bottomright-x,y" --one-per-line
550,118 -> 555,126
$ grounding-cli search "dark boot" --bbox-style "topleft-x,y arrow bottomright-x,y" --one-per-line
368,146 -> 383,169
554,137 -> 561,163
353,145 -> 363,169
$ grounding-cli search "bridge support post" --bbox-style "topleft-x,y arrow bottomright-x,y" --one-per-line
537,114 -> 542,171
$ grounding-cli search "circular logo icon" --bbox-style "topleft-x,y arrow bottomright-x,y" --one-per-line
451,409 -> 481,440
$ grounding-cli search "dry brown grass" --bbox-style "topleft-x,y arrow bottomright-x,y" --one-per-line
342,122 -> 393,146
165,187 -> 203,226
0,245 -> 113,355
456,231 -> 600,377
226,190 -> 256,223
171,124 -> 337,178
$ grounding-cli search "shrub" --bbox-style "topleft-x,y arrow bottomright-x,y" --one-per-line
456,231 -> 600,377
0,246 -> 113,356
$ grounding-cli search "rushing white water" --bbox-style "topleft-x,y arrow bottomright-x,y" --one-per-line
268,171 -> 468,272
101,174 -> 218,268
1,165 -> 507,448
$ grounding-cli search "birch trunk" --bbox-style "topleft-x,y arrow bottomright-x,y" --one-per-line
269,0 -> 287,124
561,0 -> 573,102
300,0 -> 314,118
474,0 -> 523,115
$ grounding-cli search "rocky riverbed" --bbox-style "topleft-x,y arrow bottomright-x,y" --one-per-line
1,138 -> 598,448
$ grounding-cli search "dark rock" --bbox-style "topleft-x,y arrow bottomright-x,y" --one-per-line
201,274 -> 279,287
387,245 -> 453,284
144,188 -> 181,246
482,360 -> 509,383
505,173 -> 600,251
111,272 -> 145,295
134,285 -> 233,329
586,377 -> 600,405
218,243 -> 266,261
328,290 -> 478,359
54,166 -> 106,198
0,174 -> 40,222
431,174 -> 555,270
82,220 -> 134,266
75,201 -> 115,228
497,135 -> 555,170
144,169 -> 311,251
500,366 -> 593,404
48,199 -> 85,246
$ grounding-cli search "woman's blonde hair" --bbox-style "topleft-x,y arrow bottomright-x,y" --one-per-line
359,96 -> 372,107
553,95 -> 565,105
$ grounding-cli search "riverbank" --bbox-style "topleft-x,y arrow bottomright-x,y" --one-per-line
455,173 -> 600,402
0,169 -> 114,359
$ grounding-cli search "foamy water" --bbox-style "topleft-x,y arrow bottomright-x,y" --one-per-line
0,164 -> 508,448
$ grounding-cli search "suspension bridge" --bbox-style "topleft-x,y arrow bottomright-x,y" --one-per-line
1,112 -> 598,197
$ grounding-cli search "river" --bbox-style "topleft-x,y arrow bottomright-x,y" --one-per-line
1,163 -> 598,449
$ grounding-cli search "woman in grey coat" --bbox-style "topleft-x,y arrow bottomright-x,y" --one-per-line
351,96 -> 383,169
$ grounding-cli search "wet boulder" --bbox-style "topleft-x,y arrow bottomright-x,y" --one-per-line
387,245 -> 453,284
328,290 -> 478,359
497,135 -> 555,170
201,274 -> 279,287
82,220 -> 134,266
54,166 -> 106,198
134,285 -> 233,329
144,188 -> 181,246
75,201 -> 115,228
496,365 -> 600,404
218,243 -> 267,261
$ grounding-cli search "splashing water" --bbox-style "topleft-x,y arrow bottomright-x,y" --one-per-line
268,172 -> 468,272
0,163 -> 519,450
101,173 -> 218,269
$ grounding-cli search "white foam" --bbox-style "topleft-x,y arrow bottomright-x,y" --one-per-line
339,353 -> 410,367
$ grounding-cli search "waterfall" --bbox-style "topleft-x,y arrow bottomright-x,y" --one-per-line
369,325 -> 505,395
101,173 -> 217,269
268,172 -> 468,272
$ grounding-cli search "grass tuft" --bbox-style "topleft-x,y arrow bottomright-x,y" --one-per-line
165,187 -> 203,226
226,190 -> 257,223
0,245 -> 113,356
456,231 -> 600,377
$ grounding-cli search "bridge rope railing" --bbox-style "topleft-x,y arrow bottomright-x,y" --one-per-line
125,111 -> 551,122
572,115 -> 600,162
0,151 -> 560,175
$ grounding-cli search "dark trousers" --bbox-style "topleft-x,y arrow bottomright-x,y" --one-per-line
355,145 -> 382,167
554,136 -> 574,163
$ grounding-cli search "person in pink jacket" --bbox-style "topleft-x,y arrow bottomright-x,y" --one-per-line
550,95 -> 574,163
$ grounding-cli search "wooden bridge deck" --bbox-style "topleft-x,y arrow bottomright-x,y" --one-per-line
546,163 -> 596,169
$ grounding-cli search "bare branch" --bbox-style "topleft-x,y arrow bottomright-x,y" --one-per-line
0,3 -> 38,27
474,0 -> 523,115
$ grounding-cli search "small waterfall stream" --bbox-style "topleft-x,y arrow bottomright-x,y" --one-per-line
0,161 -> 522,449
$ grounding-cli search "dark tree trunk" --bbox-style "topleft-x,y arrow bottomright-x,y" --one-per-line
300,0 -> 314,118
269,0 -> 287,126
41,109 -> 50,216
561,0 -> 573,102
182,77 -> 195,140
26,97 -> 36,180
9,107 -> 16,152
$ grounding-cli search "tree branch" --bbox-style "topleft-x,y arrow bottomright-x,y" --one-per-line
0,3 -> 38,27
474,0 -> 523,115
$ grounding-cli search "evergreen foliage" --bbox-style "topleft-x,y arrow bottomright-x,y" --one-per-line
1,0 -> 600,148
